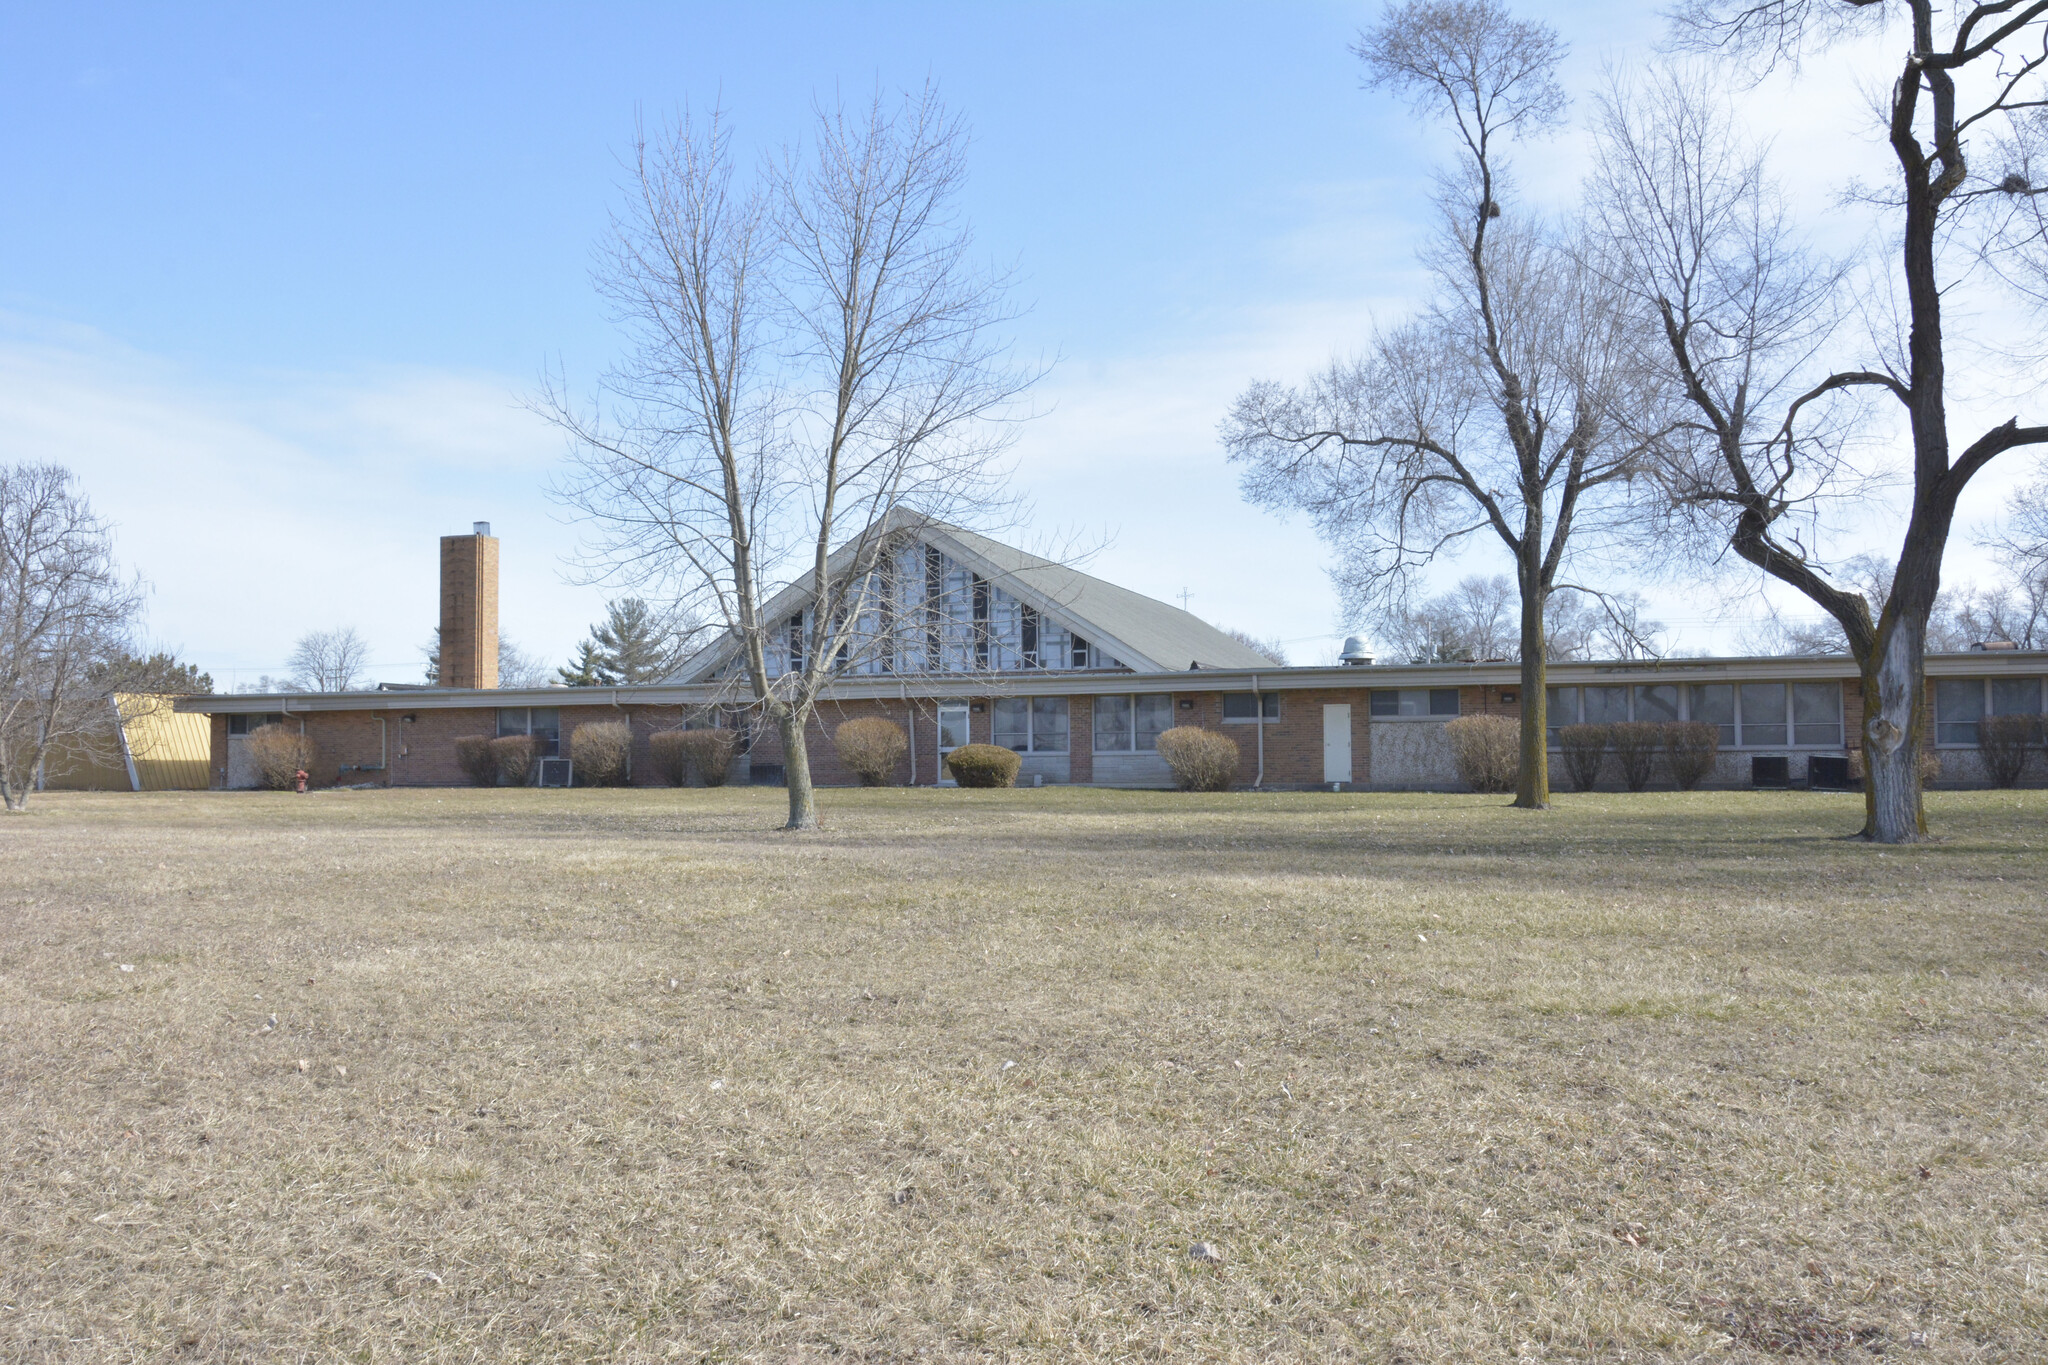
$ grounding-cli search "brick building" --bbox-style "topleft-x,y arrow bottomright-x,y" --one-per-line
180,519 -> 2048,791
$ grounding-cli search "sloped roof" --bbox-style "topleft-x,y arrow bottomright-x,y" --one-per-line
932,524 -> 1276,672
673,512 -> 1277,679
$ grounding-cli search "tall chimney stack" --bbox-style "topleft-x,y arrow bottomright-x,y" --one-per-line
439,522 -> 499,689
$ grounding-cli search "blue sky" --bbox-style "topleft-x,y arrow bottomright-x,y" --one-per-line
0,2 -> 2028,685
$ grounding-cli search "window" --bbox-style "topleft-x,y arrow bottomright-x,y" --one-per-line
1370,689 -> 1460,718
1935,680 -> 1985,746
1991,677 -> 2043,717
972,576 -> 991,667
1546,686 -> 1580,743
1738,683 -> 1787,747
1634,684 -> 1681,724
1690,684 -> 1735,747
936,703 -> 970,751
992,697 -> 1070,753
1021,606 -> 1040,668
786,614 -> 805,675
227,713 -> 282,736
1221,692 -> 1280,721
1071,635 -> 1091,669
1792,682 -> 1842,746
1583,685 -> 1629,725
498,707 -> 562,757
1093,694 -> 1132,751
1093,693 -> 1172,751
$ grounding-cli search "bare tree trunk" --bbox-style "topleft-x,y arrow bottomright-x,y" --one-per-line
1514,563 -> 1550,809
1860,615 -> 1930,843
779,709 -> 819,832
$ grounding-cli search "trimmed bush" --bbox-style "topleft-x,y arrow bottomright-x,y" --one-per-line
648,729 -> 692,786
679,728 -> 737,787
571,721 -> 632,786
248,724 -> 317,790
1156,725 -> 1241,792
1978,714 -> 2038,788
1662,722 -> 1720,791
453,735 -> 498,787
1558,723 -> 1610,793
1609,721 -> 1663,793
1444,714 -> 1518,794
835,717 -> 908,786
945,743 -> 1020,788
489,734 -> 540,786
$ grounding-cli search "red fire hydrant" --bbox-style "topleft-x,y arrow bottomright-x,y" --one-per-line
294,768 -> 308,794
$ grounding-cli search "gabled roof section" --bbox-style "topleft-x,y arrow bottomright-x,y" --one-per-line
671,509 -> 1277,680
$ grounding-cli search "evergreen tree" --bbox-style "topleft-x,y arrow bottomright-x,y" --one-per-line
555,639 -> 614,687
590,598 -> 672,682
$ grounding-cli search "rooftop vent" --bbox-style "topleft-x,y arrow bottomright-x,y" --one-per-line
1970,639 -> 2019,652
473,521 -> 491,536
1339,636 -> 1375,666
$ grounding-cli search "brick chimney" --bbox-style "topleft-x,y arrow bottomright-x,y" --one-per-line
439,521 -> 499,689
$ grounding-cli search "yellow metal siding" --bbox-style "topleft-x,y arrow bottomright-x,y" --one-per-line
117,695 -> 211,791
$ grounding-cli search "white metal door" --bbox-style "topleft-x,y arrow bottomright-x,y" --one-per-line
1323,704 -> 1353,784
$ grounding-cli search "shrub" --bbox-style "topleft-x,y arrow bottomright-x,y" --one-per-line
1978,714 -> 2038,788
1155,726 -> 1241,792
489,734 -> 540,786
1609,721 -> 1663,793
1558,723 -> 1610,793
453,735 -> 498,787
648,729 -> 692,786
1662,722 -> 1720,791
248,724 -> 317,790
945,743 -> 1020,788
678,728 -> 737,787
1444,714 -> 1518,794
835,717 -> 909,786
571,721 -> 632,786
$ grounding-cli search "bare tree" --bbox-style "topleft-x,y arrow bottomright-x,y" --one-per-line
287,627 -> 371,692
1224,0 -> 1652,809
1375,574 -> 1518,661
547,90 -> 1029,830
0,464 -> 145,812
1627,4 -> 2048,841
1221,627 -> 1289,666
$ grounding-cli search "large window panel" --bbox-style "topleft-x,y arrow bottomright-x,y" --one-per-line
1030,697 -> 1070,753
1791,682 -> 1842,746
993,697 -> 1030,751
1935,679 -> 1984,746
1546,686 -> 1579,743
1135,694 -> 1174,751
1738,683 -> 1788,747
1094,695 -> 1132,751
1991,677 -> 2043,716
1634,684 -> 1681,723
1430,688 -> 1461,716
1583,685 -> 1629,725
1690,684 -> 1735,746
1222,692 -> 1280,721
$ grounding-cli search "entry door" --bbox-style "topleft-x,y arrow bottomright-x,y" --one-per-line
1323,704 -> 1353,784
937,703 -> 970,781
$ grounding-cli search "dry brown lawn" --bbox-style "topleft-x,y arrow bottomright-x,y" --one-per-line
2,786 -> 2045,1363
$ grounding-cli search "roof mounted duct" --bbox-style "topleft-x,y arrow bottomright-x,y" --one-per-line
1339,636 -> 1374,666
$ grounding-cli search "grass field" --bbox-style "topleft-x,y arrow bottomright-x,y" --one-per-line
2,786 -> 2044,1363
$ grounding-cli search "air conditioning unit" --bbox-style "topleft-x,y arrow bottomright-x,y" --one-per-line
538,757 -> 573,788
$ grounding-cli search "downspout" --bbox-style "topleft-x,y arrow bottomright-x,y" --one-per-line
1253,672 -> 1264,790
902,681 -> 915,786
611,686 -> 630,783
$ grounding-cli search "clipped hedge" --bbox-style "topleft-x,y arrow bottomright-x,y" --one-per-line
945,743 -> 1020,788
489,734 -> 540,786
1155,725 -> 1240,792
1609,721 -> 1664,793
835,717 -> 908,786
648,727 -> 737,786
1558,723 -> 1610,793
571,721 -> 632,786
1978,713 -> 2038,788
1444,714 -> 1518,794
248,724 -> 317,790
1662,721 -> 1720,791
453,736 -> 497,787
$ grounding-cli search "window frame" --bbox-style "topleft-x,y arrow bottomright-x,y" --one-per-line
1369,688 -> 1461,719
1220,692 -> 1280,722
1093,692 -> 1173,753
992,696 -> 1070,754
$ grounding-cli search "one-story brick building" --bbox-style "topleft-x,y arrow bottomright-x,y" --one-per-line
179,520 -> 2048,791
